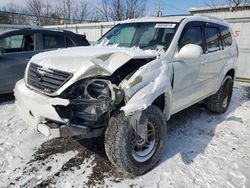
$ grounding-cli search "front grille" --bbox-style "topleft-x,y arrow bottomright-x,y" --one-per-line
27,63 -> 72,94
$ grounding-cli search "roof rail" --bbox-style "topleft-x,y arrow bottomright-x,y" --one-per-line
18,27 -> 32,30
195,14 -> 225,22
17,26 -> 42,30
45,27 -> 73,33
162,14 -> 190,17
62,29 -> 74,33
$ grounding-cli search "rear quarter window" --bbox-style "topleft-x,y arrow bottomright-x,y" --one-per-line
43,34 -> 65,49
66,37 -> 74,47
219,25 -> 233,47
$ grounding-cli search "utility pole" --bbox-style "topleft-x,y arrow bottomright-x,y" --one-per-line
155,0 -> 163,17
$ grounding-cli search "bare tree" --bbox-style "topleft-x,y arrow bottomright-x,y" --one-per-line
207,0 -> 250,11
97,0 -> 110,21
27,0 -> 43,25
227,0 -> 249,9
206,0 -> 219,9
73,1 -> 90,23
3,2 -> 28,24
27,0 -> 54,25
57,0 -> 74,24
0,12 -> 11,24
57,0 -> 90,24
98,0 -> 146,21
111,0 -> 125,20
4,2 -> 20,24
125,0 -> 146,19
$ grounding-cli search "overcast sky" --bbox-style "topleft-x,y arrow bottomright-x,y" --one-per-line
0,0 -> 226,15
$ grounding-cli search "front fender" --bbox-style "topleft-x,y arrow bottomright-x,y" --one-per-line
121,59 -> 173,117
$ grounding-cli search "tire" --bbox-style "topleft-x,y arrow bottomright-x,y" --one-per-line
205,76 -> 234,114
104,105 -> 167,176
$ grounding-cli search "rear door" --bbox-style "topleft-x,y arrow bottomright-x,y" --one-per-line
42,33 -> 66,50
0,32 -> 37,93
202,23 -> 225,94
172,22 -> 207,113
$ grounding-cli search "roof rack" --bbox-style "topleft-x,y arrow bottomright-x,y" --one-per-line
44,27 -> 74,33
195,14 -> 225,22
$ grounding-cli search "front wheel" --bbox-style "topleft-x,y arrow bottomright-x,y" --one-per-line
104,105 -> 167,175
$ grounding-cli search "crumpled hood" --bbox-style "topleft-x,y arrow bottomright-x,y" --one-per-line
30,46 -> 157,75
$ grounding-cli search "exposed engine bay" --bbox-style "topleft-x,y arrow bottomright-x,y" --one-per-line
54,57 -> 155,132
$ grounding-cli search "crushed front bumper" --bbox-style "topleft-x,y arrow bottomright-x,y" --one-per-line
14,80 -> 104,139
14,80 -> 70,138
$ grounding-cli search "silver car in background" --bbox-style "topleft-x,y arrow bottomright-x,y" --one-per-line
0,28 -> 89,94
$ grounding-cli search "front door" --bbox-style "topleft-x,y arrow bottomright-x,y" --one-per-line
172,22 -> 207,113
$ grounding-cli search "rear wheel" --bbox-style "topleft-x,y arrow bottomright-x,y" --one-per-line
104,105 -> 167,175
205,76 -> 234,114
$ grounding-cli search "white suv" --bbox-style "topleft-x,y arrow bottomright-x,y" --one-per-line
14,15 -> 238,175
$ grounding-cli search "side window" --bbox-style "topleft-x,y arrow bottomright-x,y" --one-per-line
0,34 -> 34,53
43,34 -> 65,49
220,25 -> 233,47
205,27 -> 221,53
66,37 -> 74,47
179,26 -> 203,50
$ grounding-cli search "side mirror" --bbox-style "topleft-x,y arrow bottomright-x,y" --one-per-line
174,44 -> 202,61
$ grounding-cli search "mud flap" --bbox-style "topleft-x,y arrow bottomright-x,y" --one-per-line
129,111 -> 148,139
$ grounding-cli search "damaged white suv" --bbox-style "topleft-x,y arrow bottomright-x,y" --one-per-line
14,15 -> 238,175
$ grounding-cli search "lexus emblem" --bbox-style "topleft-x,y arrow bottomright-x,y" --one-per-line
35,73 -> 43,81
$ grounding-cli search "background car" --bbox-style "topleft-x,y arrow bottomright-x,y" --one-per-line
0,28 -> 90,94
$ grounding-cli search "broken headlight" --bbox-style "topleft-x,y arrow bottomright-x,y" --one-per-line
86,80 -> 111,99
61,78 -> 112,100
57,78 -> 125,124
61,78 -> 124,105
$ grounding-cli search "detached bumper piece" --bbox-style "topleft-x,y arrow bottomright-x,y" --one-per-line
37,121 -> 104,139
55,96 -> 112,128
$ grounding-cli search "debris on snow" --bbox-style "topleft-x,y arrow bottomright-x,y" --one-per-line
0,82 -> 250,187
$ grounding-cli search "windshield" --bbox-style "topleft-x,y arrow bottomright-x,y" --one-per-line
96,22 -> 178,51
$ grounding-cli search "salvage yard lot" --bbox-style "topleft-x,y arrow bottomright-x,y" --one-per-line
0,82 -> 250,188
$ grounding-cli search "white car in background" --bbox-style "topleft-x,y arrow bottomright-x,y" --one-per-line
14,15 -> 238,175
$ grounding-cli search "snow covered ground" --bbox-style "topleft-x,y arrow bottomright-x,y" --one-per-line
0,82 -> 249,188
